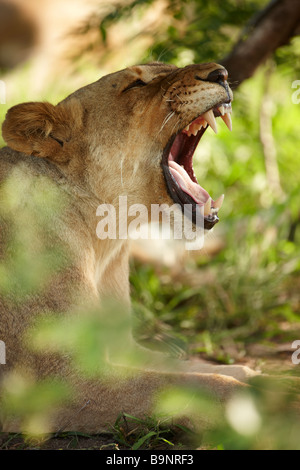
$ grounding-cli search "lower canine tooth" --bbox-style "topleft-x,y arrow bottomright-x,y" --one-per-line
204,197 -> 212,216
202,109 -> 218,134
221,113 -> 232,131
213,194 -> 224,211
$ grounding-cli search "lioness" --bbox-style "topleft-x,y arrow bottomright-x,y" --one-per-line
0,62 -> 256,433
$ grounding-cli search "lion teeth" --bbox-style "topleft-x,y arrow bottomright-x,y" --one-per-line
204,197 -> 212,216
213,194 -> 224,211
185,121 -> 203,137
220,112 -> 232,131
202,109 -> 218,134
192,124 -> 202,136
183,103 -> 232,136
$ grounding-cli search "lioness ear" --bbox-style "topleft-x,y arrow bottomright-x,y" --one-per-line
2,98 -> 83,162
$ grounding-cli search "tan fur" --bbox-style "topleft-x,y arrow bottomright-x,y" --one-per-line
0,63 -> 257,433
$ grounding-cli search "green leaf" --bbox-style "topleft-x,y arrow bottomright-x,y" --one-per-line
132,431 -> 157,450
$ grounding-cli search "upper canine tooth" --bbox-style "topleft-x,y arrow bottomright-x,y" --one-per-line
221,113 -> 232,131
219,105 -> 225,116
204,197 -> 212,216
213,194 -> 224,211
202,109 -> 218,134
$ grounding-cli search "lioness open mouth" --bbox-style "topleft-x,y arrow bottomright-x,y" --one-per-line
162,102 -> 232,230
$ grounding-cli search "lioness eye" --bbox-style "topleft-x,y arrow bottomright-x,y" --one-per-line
122,79 -> 147,92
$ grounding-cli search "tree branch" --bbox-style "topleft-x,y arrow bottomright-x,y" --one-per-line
221,0 -> 300,87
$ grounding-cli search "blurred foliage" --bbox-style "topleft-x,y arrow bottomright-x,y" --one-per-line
0,171 -> 68,299
156,378 -> 300,450
28,299 -> 164,378
1,374 -> 70,439
74,0 -> 300,75
98,0 -> 268,64
0,172 -> 71,438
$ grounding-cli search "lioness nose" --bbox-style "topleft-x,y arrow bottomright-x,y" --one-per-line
207,68 -> 228,83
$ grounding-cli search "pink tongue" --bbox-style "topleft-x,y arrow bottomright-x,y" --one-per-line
169,161 -> 210,204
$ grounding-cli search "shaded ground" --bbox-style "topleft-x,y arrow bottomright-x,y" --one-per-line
0,433 -> 130,450
0,426 -> 191,451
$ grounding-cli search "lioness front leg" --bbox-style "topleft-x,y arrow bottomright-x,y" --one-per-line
98,243 -> 259,384
43,368 -> 247,434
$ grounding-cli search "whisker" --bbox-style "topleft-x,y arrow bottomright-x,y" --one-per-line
170,117 -> 182,136
131,159 -> 140,180
159,110 -> 175,135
